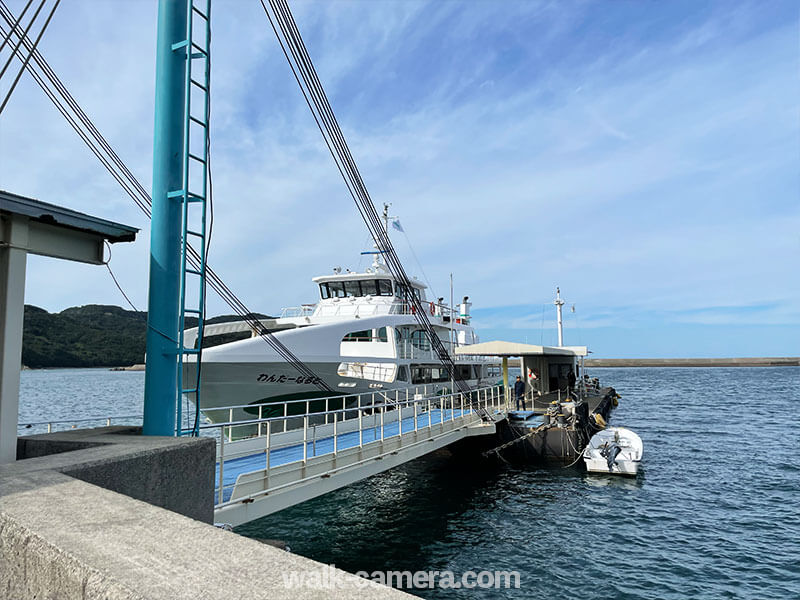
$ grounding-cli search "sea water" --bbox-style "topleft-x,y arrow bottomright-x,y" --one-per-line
18,367 -> 800,599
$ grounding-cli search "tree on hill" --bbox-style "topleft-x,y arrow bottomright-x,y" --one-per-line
22,305 -> 271,368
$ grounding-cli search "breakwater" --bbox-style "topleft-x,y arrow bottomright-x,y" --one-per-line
585,357 -> 799,367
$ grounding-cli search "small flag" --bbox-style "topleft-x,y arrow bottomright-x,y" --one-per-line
391,219 -> 404,232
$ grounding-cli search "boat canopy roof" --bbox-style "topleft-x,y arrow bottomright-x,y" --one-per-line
454,340 -> 588,357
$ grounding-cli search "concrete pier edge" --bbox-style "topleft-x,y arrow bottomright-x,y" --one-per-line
1,427 -> 414,599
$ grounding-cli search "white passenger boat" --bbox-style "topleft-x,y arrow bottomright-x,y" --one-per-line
583,427 -> 643,476
182,207 -> 498,426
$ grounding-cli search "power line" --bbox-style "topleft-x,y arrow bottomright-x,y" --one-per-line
103,241 -> 141,315
0,1 -> 333,393
0,0 -> 60,116
0,0 -> 42,84
0,0 -> 32,55
260,0 -> 475,399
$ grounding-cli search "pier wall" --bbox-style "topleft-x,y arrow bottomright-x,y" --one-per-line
1,427 -> 412,599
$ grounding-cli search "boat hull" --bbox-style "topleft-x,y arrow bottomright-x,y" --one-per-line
582,426 -> 643,477
584,457 -> 640,476
183,360 -> 485,425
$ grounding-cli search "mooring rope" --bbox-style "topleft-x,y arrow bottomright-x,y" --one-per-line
481,422 -> 550,458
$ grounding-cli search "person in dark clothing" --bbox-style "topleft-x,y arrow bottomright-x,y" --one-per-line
567,369 -> 576,394
514,375 -> 526,410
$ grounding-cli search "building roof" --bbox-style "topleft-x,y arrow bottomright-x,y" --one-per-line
454,340 -> 588,357
0,190 -> 138,243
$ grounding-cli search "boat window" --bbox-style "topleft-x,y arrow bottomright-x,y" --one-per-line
377,280 -> 393,296
377,327 -> 388,342
327,281 -> 346,298
342,330 -> 371,342
411,367 -> 428,384
410,330 -> 430,350
397,366 -> 408,381
414,288 -> 421,300
411,365 -> 451,384
457,365 -> 471,380
361,279 -> 377,296
319,283 -> 331,299
344,280 -> 361,297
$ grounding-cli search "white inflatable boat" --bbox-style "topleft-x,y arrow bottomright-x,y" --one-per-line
583,426 -> 643,476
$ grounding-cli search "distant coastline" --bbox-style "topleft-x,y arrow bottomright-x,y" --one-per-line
506,357 -> 799,368
585,357 -> 800,367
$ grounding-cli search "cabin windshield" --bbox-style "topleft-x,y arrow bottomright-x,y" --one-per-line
395,282 -> 423,302
319,279 -> 394,299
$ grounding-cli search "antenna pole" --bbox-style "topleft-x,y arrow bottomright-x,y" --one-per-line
554,287 -> 565,346
450,273 -> 454,393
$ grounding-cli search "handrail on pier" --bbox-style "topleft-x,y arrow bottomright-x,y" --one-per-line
209,383 -> 508,510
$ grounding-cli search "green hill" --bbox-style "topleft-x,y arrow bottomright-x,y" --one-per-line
22,304 -> 270,368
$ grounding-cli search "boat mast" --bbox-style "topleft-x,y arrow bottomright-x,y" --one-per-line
374,203 -> 394,271
554,287 -> 565,346
450,272 -> 454,393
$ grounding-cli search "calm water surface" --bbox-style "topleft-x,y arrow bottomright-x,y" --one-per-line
19,367 -> 800,598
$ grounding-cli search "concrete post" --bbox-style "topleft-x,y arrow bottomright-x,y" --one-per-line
143,0 -> 189,436
0,216 -> 28,463
501,356 -> 508,407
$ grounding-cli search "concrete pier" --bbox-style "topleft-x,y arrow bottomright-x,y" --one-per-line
1,427 -> 413,599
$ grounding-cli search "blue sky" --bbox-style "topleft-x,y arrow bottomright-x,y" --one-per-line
1,0 -> 797,358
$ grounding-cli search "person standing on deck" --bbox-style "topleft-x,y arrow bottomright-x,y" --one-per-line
567,369 -> 576,395
514,376 -> 526,411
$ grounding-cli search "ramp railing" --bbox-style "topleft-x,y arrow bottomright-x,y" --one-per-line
203,383 -> 507,508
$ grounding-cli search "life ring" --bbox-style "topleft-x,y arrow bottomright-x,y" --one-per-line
410,304 -> 416,314
429,302 -> 435,315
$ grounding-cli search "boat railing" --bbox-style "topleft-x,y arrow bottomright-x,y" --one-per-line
396,339 -> 478,362
205,383 -> 507,506
311,301 -> 412,318
17,414 -> 142,435
200,381 -> 475,435
279,305 -> 316,318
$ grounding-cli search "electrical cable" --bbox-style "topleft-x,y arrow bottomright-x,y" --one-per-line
0,0 -> 59,116
260,0 -> 476,402
103,241 -> 143,316
0,0 -> 42,84
0,0 -> 32,54
400,228 -> 437,301
266,0 -> 471,397
0,0 -> 333,394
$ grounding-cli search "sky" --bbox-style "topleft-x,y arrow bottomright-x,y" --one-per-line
0,0 -> 798,358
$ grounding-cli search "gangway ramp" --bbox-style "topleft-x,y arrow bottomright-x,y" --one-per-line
209,385 -> 506,526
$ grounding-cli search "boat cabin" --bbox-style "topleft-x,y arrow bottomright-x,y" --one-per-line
313,271 -> 427,303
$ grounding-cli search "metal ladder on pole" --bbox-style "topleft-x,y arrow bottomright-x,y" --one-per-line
170,0 -> 211,436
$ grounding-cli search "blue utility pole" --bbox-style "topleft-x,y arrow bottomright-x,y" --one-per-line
143,0 -> 189,435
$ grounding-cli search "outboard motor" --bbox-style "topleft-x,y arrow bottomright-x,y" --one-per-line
600,442 -> 622,471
